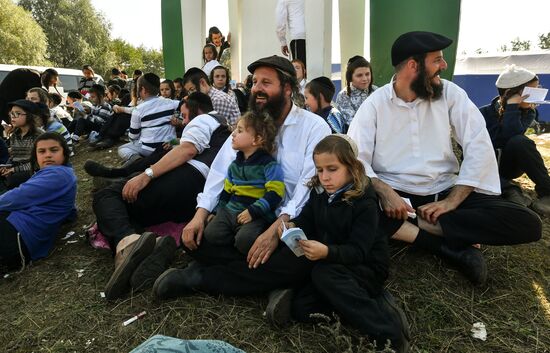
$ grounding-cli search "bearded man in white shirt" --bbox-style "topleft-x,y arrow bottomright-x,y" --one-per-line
348,31 -> 541,286
151,56 -> 331,301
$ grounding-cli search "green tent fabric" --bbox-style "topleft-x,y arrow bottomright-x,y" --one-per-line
129,335 -> 246,353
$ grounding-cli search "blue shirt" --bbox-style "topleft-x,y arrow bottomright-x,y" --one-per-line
0,165 -> 77,260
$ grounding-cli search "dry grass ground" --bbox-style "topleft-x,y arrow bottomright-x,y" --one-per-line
1,136 -> 549,353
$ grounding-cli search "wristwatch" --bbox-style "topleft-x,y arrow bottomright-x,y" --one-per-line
144,167 -> 154,179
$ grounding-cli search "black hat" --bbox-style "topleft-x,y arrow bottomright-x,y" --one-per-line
391,31 -> 453,66
7,99 -> 41,115
187,91 -> 213,107
142,73 -> 161,88
310,76 -> 335,91
247,55 -> 296,78
184,67 -> 207,79
111,68 -> 121,75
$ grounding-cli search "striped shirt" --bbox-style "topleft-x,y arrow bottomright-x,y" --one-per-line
218,149 -> 285,222
128,96 -> 179,152
46,119 -> 74,156
208,87 -> 241,127
88,102 -> 113,125
9,128 -> 43,173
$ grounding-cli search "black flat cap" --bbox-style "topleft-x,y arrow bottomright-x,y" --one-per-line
247,55 -> 296,78
7,99 -> 41,115
391,31 -> 453,66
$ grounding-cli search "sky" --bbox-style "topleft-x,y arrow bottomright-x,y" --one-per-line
90,0 -> 550,62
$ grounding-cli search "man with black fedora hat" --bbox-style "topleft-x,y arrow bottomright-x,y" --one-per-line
348,31 -> 542,286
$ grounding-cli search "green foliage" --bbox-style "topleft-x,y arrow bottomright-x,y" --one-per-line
510,37 -> 531,51
110,39 -> 165,78
539,32 -> 550,50
19,0 -> 114,74
0,0 -> 48,65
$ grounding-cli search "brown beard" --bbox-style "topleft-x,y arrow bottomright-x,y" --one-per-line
411,64 -> 444,100
248,87 -> 286,120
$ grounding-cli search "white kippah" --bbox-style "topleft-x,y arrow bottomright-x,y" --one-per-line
333,134 -> 359,157
495,64 -> 536,89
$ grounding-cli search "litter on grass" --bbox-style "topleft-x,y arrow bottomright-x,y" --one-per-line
61,231 -> 75,240
471,322 -> 487,341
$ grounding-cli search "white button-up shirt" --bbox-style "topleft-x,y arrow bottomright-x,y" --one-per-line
197,104 -> 331,218
275,0 -> 306,46
348,79 -> 500,196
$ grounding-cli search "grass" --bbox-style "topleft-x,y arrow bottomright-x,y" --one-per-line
1,137 -> 550,353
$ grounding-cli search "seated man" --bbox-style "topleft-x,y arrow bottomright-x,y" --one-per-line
93,92 -> 231,300
83,93 -> 212,179
151,56 -> 330,303
348,31 -> 542,285
117,73 -> 179,163
479,65 -> 550,215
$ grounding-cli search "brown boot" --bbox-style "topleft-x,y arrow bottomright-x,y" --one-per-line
104,232 -> 156,300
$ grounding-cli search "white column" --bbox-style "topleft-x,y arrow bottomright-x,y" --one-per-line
181,0 -> 206,70
338,0 -> 366,86
305,0 -> 332,79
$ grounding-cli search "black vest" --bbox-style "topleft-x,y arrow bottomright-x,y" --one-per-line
193,113 -> 231,168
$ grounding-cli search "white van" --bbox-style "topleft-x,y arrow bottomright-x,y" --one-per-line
0,64 -> 104,94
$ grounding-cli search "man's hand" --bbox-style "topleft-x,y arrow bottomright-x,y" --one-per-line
237,209 -> 252,224
0,167 -> 14,177
417,199 -> 457,225
162,142 -> 173,151
299,240 -> 328,261
373,179 -> 414,220
247,215 -> 289,268
418,185 -> 473,224
281,45 -> 289,57
122,173 -> 151,203
182,208 -> 209,250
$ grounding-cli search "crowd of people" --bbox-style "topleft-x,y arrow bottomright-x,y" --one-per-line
0,28 -> 548,353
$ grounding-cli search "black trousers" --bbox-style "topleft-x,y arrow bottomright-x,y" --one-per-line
203,207 -> 269,255
291,263 -> 402,343
0,212 -> 30,272
499,134 -> 550,197
99,113 -> 131,140
92,163 -> 205,251
379,189 -> 542,248
74,118 -> 103,137
290,39 -> 306,66
182,238 -> 313,296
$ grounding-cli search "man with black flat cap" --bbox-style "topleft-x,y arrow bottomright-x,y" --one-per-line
348,31 -> 542,286
152,55 -> 330,302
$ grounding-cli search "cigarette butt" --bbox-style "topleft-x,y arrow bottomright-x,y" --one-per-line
123,311 -> 147,326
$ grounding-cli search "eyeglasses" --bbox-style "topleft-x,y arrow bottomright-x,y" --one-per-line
9,111 -> 27,118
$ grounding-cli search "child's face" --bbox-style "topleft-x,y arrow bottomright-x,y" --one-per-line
304,88 -> 318,113
351,66 -> 371,91
314,152 -> 352,194
36,139 -> 65,169
89,92 -> 99,105
293,63 -> 304,81
174,82 -> 182,94
160,83 -> 172,98
9,106 -> 29,128
231,119 -> 259,153
83,69 -> 93,79
212,69 -> 227,90
204,47 -> 215,62
26,91 -> 41,103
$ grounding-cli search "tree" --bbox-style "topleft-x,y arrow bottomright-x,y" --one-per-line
539,32 -> 550,50
510,37 -> 531,51
18,0 -> 114,73
0,0 -> 48,65
110,39 -> 165,78
140,47 -> 165,78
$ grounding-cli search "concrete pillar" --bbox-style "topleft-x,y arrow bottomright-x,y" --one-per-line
339,0 -> 366,87
181,0 -> 206,71
305,0 -> 332,79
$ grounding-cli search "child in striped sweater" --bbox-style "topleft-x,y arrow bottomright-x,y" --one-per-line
204,111 -> 285,254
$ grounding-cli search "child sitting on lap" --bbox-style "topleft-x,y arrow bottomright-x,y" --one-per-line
204,111 -> 284,254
